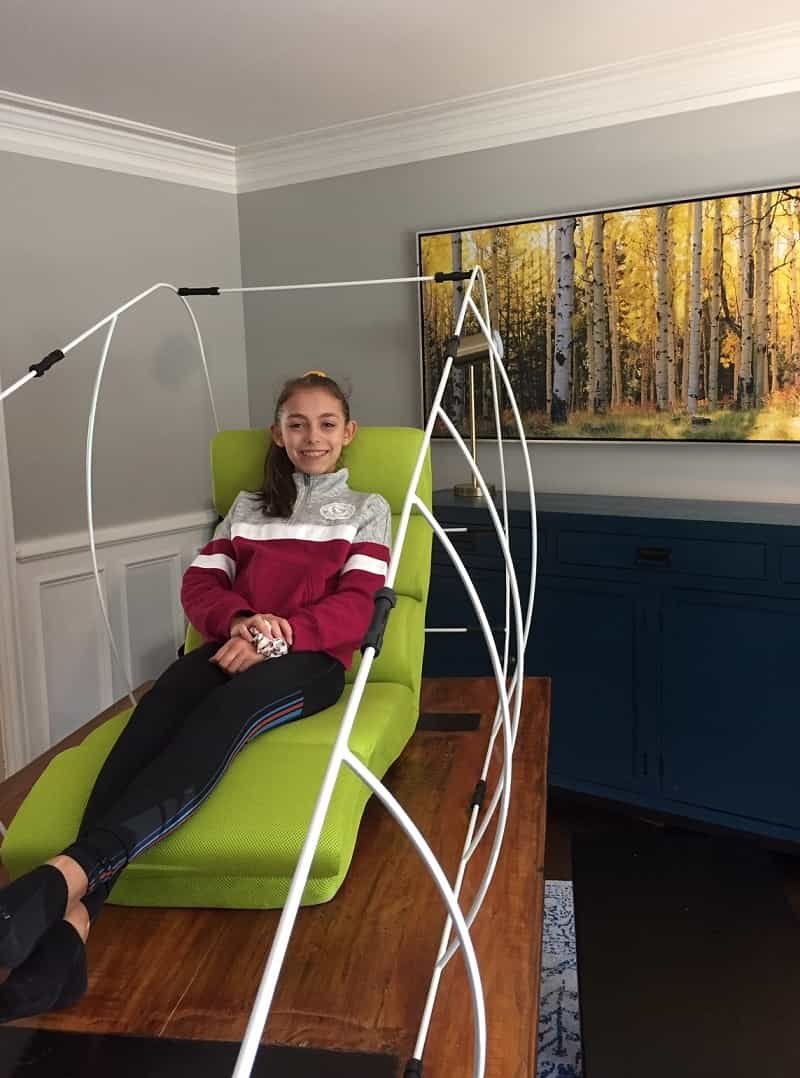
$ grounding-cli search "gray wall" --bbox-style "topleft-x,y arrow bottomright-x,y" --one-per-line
1,152 -> 249,541
238,93 -> 800,503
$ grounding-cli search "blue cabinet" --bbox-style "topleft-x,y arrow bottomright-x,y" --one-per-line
424,491 -> 800,841
528,580 -> 657,796
661,590 -> 800,829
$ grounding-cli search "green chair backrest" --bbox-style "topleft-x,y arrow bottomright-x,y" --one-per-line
185,427 -> 432,699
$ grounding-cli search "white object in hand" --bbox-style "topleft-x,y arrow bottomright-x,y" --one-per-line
249,627 -> 289,659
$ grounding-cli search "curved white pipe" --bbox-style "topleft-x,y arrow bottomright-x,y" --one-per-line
343,749 -> 487,1078
413,269 -> 530,1052
176,294 -> 220,433
431,410 -> 524,970
82,284 -> 221,710
85,315 -> 137,707
463,295 -> 539,859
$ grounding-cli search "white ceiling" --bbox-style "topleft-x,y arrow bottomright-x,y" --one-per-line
2,1 -> 799,147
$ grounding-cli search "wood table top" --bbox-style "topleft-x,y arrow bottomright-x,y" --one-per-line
0,676 -> 550,1078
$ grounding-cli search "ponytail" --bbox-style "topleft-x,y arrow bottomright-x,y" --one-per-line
259,371 -> 350,518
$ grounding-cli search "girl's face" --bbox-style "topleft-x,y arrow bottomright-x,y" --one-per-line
271,388 -> 357,475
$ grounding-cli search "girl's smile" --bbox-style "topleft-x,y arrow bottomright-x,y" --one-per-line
272,388 -> 357,475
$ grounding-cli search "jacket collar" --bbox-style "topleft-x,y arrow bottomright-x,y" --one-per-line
292,467 -> 349,496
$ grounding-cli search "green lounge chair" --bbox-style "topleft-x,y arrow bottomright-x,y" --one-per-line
1,426 -> 431,909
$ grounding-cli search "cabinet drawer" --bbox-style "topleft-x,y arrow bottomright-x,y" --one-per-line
423,627 -> 506,678
556,529 -> 765,581
432,523 -> 532,572
426,567 -> 509,628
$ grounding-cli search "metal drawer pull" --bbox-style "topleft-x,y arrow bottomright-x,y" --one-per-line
636,546 -> 671,567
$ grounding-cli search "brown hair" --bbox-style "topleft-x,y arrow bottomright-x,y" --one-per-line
260,372 -> 351,518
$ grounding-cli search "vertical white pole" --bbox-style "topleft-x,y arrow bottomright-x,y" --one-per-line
0,380 -> 28,776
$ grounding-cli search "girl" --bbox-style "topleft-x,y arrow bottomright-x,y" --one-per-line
0,371 -> 392,1021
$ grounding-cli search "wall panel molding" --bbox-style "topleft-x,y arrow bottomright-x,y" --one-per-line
15,513 -> 214,761
16,509 -> 217,563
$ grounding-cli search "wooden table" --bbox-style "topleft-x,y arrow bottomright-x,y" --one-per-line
0,677 -> 550,1077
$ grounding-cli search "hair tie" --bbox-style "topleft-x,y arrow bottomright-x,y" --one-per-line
302,369 -> 328,378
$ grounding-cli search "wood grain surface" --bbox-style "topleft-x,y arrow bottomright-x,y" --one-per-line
0,677 -> 550,1077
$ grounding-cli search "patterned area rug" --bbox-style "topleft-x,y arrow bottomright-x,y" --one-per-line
537,880 -> 583,1077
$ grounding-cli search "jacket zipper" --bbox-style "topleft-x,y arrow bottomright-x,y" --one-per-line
291,472 -> 312,521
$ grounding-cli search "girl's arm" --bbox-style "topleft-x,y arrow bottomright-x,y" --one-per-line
181,497 -> 252,641
290,495 -> 392,657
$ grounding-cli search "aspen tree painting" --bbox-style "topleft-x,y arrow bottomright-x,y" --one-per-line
419,187 -> 800,441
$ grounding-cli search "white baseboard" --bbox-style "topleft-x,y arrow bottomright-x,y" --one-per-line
15,510 -> 217,762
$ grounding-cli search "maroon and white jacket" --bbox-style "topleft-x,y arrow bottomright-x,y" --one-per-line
181,469 -> 392,668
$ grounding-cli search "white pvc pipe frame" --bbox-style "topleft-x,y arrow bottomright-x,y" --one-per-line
1,269 -> 537,1077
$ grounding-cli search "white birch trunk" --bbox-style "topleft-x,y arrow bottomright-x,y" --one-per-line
681,214 -> 692,406
552,217 -> 576,423
755,193 -> 772,401
686,201 -> 703,415
486,229 -> 501,418
591,213 -> 608,412
605,242 -> 622,408
791,201 -> 800,386
546,224 -> 554,415
667,224 -> 678,408
450,232 -> 466,425
753,193 -> 764,400
708,200 -> 722,407
771,280 -> 779,394
577,220 -> 594,413
739,195 -> 755,408
655,205 -> 670,410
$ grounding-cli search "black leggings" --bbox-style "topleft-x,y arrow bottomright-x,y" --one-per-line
62,643 -> 345,895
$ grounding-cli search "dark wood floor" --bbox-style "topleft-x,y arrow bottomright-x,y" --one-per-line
543,789 -> 800,920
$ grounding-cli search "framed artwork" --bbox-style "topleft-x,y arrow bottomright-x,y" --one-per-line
418,186 -> 800,442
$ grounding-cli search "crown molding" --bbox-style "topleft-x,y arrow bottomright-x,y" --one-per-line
2,22 -> 800,195
0,90 -> 237,193
236,21 -> 800,192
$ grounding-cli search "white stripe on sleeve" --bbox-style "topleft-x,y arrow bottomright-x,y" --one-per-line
341,553 -> 388,578
190,553 -> 236,580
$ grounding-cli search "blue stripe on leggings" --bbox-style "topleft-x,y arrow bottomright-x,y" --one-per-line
97,690 -> 304,880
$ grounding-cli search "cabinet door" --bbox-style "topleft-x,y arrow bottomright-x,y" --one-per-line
661,591 -> 800,829
423,566 -> 509,677
527,578 -> 657,794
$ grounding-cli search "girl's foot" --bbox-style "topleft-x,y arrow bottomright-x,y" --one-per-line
0,916 -> 88,1024
0,865 -> 70,968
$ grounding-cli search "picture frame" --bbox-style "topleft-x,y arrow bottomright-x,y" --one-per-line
417,185 -> 800,443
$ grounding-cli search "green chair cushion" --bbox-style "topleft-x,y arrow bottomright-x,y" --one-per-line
1,683 -> 417,909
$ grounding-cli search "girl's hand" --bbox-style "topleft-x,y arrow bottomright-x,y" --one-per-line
231,612 -> 293,646
210,636 -> 265,675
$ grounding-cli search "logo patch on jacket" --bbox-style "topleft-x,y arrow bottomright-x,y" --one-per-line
320,501 -> 356,521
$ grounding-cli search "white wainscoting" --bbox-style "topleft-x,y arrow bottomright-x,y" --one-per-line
15,509 -> 217,762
